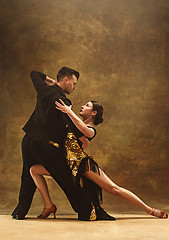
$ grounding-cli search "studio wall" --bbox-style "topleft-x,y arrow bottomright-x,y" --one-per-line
0,0 -> 169,214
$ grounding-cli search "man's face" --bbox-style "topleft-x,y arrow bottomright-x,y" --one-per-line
64,74 -> 77,94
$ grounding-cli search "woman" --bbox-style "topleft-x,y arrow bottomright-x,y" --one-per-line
30,100 -> 168,219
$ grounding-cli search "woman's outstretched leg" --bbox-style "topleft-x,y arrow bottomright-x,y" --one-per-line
30,164 -> 57,218
83,168 -> 168,218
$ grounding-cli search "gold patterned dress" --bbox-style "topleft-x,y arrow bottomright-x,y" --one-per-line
65,127 -> 102,220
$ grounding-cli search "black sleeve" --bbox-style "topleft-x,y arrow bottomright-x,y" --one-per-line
63,114 -> 84,138
30,71 -> 47,92
55,97 -> 84,138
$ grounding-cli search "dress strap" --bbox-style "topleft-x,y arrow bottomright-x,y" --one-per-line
86,126 -> 97,140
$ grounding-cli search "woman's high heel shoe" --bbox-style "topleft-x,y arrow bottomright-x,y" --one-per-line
150,207 -> 168,219
37,204 -> 57,219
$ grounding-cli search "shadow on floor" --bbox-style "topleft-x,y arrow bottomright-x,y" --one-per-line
23,217 -> 78,221
117,216 -> 158,220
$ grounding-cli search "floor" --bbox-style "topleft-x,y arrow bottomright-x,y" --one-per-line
1,214 -> 168,240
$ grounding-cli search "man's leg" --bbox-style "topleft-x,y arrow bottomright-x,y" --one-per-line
42,158 -> 93,219
12,135 -> 37,219
12,163 -> 36,219
35,144 -> 94,220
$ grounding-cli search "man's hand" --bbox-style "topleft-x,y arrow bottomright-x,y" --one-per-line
55,99 -> 72,113
45,76 -> 57,86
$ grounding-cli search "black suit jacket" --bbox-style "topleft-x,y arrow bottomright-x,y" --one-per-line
23,71 -> 83,146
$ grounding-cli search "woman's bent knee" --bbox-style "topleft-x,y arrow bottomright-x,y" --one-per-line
30,165 -> 37,176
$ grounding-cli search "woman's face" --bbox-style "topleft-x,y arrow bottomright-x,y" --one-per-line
79,101 -> 93,119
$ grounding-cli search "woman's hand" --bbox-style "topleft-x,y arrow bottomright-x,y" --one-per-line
55,99 -> 72,113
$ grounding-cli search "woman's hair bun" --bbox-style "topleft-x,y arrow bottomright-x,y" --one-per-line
94,116 -> 103,125
91,101 -> 104,126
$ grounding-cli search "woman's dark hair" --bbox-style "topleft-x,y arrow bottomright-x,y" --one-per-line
91,101 -> 104,125
57,66 -> 79,82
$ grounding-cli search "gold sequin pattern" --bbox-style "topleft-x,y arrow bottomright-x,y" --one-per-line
65,132 -> 88,180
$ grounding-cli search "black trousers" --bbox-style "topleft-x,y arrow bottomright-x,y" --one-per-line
12,135 -> 93,219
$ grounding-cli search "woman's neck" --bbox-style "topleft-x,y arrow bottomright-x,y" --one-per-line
83,118 -> 94,127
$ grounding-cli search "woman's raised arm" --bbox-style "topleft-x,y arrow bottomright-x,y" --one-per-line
55,99 -> 95,138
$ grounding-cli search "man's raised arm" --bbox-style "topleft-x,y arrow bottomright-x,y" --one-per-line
30,71 -> 58,92
30,71 -> 47,92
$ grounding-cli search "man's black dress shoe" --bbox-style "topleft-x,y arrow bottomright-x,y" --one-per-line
96,206 -> 116,221
12,214 -> 25,220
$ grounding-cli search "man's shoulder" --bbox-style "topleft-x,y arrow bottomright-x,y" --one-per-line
37,84 -> 72,105
38,84 -> 63,97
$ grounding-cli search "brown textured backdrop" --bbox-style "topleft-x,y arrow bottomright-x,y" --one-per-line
0,0 -> 169,215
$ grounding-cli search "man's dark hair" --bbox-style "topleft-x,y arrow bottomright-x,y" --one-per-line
57,67 -> 80,82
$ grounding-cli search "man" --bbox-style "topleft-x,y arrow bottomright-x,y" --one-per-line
12,67 -> 115,220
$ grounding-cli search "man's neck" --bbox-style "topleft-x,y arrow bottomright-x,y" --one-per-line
56,82 -> 65,92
